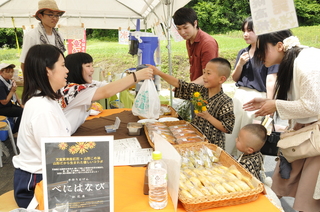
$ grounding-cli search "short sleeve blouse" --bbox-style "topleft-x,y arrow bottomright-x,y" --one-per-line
235,46 -> 278,92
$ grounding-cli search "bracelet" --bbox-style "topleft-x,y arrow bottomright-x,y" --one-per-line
132,72 -> 137,82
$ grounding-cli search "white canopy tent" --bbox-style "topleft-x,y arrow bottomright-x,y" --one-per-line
0,0 -> 190,30
0,0 -> 191,105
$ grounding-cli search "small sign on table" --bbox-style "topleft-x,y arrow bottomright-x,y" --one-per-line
41,136 -> 114,211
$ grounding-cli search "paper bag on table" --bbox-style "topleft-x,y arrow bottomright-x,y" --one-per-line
132,79 -> 160,119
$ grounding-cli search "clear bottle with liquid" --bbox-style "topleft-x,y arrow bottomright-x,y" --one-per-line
148,151 -> 168,209
107,72 -> 112,82
110,99 -> 124,109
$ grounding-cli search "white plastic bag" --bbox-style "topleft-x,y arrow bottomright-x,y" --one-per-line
132,79 -> 160,119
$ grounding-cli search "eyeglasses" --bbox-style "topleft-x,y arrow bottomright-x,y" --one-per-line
43,13 -> 61,19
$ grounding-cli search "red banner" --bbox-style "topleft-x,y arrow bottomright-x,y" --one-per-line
67,29 -> 87,53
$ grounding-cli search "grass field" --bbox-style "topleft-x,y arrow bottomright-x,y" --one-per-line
1,25 -> 319,87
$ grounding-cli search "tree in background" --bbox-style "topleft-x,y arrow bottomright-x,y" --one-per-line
186,0 -> 320,34
187,0 -> 250,34
1,0 -> 320,47
0,28 -> 23,48
294,0 -> 320,25
86,29 -> 118,42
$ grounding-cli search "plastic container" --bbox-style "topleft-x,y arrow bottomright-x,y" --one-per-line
129,32 -> 159,66
105,117 -> 121,133
127,122 -> 143,135
0,119 -> 13,141
107,72 -> 112,82
0,130 -> 8,141
148,151 -> 168,209
110,99 -> 124,109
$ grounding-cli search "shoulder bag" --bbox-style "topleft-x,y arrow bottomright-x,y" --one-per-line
261,128 -> 281,156
260,116 -> 281,156
277,121 -> 320,163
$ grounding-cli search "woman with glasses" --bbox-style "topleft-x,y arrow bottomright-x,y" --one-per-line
19,0 -> 65,71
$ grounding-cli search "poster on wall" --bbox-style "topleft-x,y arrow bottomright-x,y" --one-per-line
41,136 -> 114,212
250,0 -> 298,35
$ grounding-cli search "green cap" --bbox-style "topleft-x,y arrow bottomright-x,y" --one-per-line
152,151 -> 162,160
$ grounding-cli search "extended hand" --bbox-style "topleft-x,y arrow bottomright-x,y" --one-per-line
136,68 -> 153,81
243,98 -> 277,117
146,64 -> 161,75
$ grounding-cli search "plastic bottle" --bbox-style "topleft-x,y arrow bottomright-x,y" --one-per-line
148,151 -> 168,209
107,72 -> 112,82
110,99 -> 123,109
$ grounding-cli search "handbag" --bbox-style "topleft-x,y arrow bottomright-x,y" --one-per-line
260,122 -> 281,156
260,116 -> 281,156
277,121 -> 320,163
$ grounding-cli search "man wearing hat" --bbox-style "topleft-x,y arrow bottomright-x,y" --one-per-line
0,63 -> 23,135
19,0 -> 66,71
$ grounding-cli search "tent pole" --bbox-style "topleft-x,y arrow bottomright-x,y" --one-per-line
165,2 -> 173,106
11,17 -> 20,53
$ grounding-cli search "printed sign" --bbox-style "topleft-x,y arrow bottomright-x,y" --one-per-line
59,26 -> 84,40
118,29 -> 130,45
250,0 -> 299,35
41,136 -> 114,212
170,19 -> 184,42
154,22 -> 167,41
66,29 -> 87,53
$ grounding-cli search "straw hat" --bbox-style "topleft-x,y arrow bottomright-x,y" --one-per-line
0,63 -> 15,71
34,0 -> 65,21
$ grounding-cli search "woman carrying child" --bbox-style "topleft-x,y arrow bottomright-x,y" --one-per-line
244,30 -> 320,211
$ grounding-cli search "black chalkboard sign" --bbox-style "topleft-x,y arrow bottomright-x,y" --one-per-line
41,136 -> 114,212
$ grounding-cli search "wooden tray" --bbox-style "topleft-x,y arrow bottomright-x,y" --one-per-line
175,142 -> 264,212
144,120 -> 207,148
138,105 -> 178,120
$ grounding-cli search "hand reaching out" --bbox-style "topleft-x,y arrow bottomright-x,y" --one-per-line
135,67 -> 153,81
146,64 -> 161,75
243,98 -> 277,117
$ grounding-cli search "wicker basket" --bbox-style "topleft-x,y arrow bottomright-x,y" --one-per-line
175,142 -> 264,212
138,105 -> 179,120
144,120 -> 207,148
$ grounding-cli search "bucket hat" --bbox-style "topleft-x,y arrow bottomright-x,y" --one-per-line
0,63 -> 16,71
34,0 -> 65,21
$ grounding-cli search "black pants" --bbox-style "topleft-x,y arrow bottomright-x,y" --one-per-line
14,168 -> 43,208
0,105 -> 23,133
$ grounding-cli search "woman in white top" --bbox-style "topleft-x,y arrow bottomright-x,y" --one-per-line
13,44 -> 71,208
59,52 -> 153,134
243,30 -> 320,211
